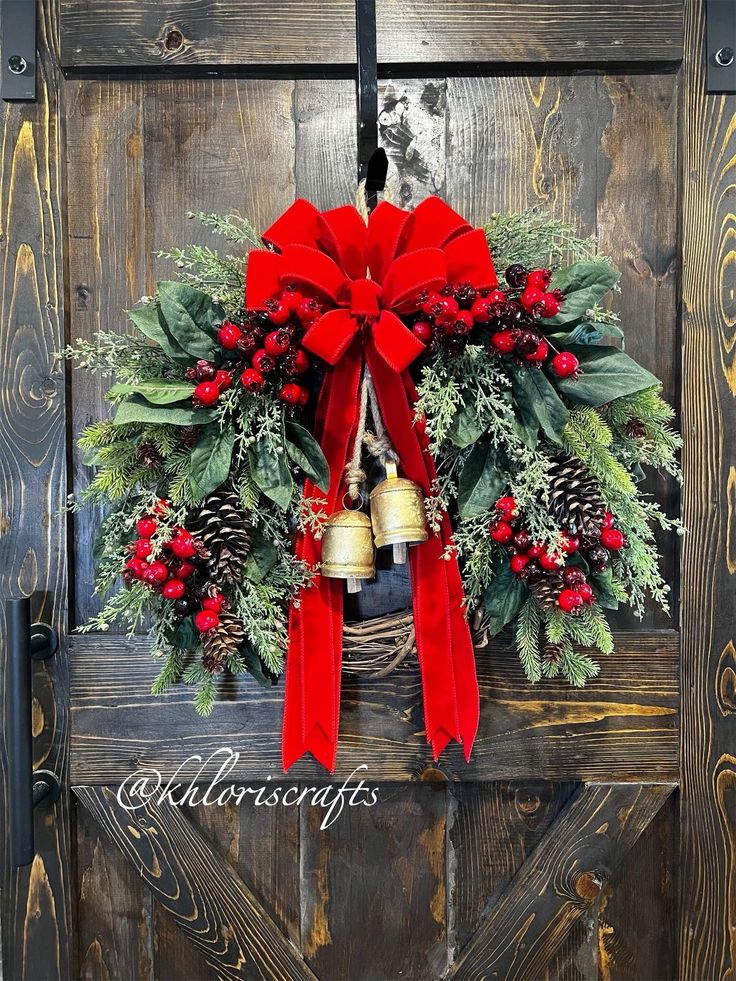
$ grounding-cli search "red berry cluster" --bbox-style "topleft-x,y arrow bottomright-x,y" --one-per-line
121,499 -> 226,633
488,496 -> 621,615
408,265 -> 578,379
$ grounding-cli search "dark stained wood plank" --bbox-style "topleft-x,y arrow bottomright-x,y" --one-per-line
597,792 -> 676,980
679,1 -> 736,976
451,782 -> 674,980
301,783 -> 447,979
295,79 -> 356,210
76,801 -> 154,980
448,782 -> 577,953
0,3 -> 73,979
59,0 -> 357,68
58,0 -> 683,68
74,786 -> 317,981
153,901 -> 216,980
69,632 -> 678,783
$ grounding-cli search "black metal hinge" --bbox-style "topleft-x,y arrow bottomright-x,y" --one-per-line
706,0 -> 736,93
1,0 -> 36,101
356,0 -> 387,211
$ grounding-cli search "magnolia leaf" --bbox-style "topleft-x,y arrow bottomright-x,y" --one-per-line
590,569 -> 620,610
509,364 -> 569,444
553,345 -> 660,407
113,397 -> 215,427
240,641 -> 277,687
285,422 -> 330,492
171,616 -> 197,651
484,561 -> 529,637
189,424 -> 234,500
157,281 -> 222,360
127,305 -> 190,362
549,320 -> 624,346
243,527 -> 279,584
249,439 -> 294,510
109,379 -> 196,405
458,443 -> 507,520
544,262 -> 620,326
448,400 -> 484,448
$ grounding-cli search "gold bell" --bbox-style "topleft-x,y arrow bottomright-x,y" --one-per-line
369,461 -> 429,564
320,508 -> 375,593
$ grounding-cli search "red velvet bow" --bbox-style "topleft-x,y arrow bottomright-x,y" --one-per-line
246,196 -> 497,771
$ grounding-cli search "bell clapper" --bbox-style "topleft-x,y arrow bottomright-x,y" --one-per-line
347,577 -> 362,594
393,542 -> 408,564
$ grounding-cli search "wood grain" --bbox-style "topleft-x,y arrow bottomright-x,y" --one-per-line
74,785 -> 317,981
57,1 -> 683,68
451,782 -> 674,980
679,0 -> 736,977
0,3 -> 72,979
69,632 -> 678,784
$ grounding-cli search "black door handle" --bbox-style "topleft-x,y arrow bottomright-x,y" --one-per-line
6,598 -> 61,867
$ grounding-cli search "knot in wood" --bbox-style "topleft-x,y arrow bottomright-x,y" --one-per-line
575,869 -> 603,902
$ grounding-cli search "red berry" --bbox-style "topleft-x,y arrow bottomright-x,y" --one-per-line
194,359 -> 218,382
280,289 -> 303,312
420,290 -> 443,315
135,538 -> 154,559
520,286 -> 545,312
525,338 -> 549,363
551,352 -> 580,379
289,349 -> 311,374
153,498 -> 171,516
192,381 -> 220,407
495,496 -> 519,519
577,582 -> 595,604
202,593 -> 225,612
297,297 -> 322,324
175,561 -> 196,579
490,520 -> 514,544
600,527 -> 625,551
125,557 -> 147,578
136,517 -> 158,538
471,297 -> 492,322
252,348 -> 276,374
526,269 -> 552,291
217,322 -> 242,350
559,533 -> 579,554
266,299 -> 290,325
539,293 -> 561,317
513,530 -> 531,552
264,329 -> 291,357
486,289 -> 506,305
539,550 -> 564,570
162,579 -> 186,600
454,310 -> 474,335
241,367 -> 265,393
491,330 -> 517,354
142,561 -> 169,585
528,543 -> 544,559
412,320 -> 433,344
170,534 -> 196,560
558,588 -> 583,613
510,554 -> 529,574
434,295 -> 459,327
194,610 -> 220,632
279,383 -> 302,406
602,511 -> 615,529
214,369 -> 232,391
563,566 -> 586,587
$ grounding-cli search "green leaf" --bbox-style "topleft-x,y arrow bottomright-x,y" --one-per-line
157,281 -> 222,360
545,262 -> 620,326
109,379 -> 196,405
285,422 -> 330,492
509,364 -> 569,444
243,527 -> 279,584
483,561 -> 529,637
113,398 -> 216,427
189,424 -> 234,500
249,439 -> 294,510
448,400 -> 483,448
553,345 -> 660,408
240,641 -> 277,687
127,304 -> 190,362
458,443 -> 507,519
549,320 -> 624,346
590,569 -> 620,610
171,616 -> 197,650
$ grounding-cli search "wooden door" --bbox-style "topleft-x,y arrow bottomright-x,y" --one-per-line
1,1 -> 729,978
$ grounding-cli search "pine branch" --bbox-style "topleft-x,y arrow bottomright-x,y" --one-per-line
515,598 -> 542,682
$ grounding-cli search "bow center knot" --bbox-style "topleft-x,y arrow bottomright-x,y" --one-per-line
349,279 -> 382,320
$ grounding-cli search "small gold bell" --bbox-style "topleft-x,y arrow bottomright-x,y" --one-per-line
320,508 -> 375,593
369,461 -> 429,564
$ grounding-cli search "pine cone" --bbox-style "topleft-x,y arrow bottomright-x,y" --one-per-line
187,487 -> 251,583
201,611 -> 245,674
625,418 -> 648,439
530,572 -> 564,611
547,453 -> 605,537
136,442 -> 163,468
542,642 -> 563,665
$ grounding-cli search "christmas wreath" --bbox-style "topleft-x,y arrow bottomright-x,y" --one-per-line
67,195 -> 680,770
